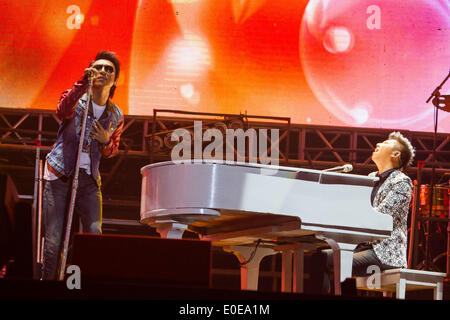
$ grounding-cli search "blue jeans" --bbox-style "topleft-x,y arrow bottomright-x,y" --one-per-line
41,170 -> 102,280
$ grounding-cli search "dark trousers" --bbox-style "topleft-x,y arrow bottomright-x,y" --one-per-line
41,170 -> 102,280
322,247 -> 396,293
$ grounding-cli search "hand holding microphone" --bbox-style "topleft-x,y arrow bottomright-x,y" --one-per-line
84,67 -> 99,80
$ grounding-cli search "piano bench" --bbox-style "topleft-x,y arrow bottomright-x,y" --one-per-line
355,268 -> 446,300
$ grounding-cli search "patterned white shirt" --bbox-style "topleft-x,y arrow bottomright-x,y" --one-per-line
370,170 -> 413,267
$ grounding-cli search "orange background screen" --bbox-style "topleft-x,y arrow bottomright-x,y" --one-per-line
0,0 -> 449,131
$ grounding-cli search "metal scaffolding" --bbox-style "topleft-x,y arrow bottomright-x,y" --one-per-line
2,107 -> 450,188
2,107 -> 450,282
2,106 -> 450,228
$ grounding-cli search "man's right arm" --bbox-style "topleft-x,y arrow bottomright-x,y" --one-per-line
56,76 -> 89,119
374,179 -> 413,217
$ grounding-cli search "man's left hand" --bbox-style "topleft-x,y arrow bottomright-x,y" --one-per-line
91,120 -> 113,145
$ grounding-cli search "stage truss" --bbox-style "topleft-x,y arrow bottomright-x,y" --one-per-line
2,105 -> 450,226
2,107 -> 450,283
2,107 -> 450,190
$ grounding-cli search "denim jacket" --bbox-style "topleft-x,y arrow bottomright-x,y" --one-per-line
46,76 -> 124,185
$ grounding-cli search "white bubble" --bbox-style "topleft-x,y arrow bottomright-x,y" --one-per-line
180,83 -> 194,98
323,26 -> 354,54
350,107 -> 369,124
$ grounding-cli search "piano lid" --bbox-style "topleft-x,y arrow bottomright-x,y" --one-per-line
141,159 -> 379,187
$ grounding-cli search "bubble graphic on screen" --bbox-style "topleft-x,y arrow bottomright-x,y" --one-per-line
323,26 -> 354,54
180,83 -> 195,98
350,107 -> 369,125
299,0 -> 450,130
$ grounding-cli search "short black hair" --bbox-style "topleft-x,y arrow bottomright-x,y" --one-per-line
90,51 -> 120,98
389,131 -> 415,171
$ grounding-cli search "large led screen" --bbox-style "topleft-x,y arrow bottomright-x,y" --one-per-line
0,0 -> 449,131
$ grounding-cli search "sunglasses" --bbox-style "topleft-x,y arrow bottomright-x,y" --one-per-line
92,64 -> 115,74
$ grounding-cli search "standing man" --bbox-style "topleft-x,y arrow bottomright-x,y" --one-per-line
323,132 -> 415,291
42,51 -> 124,280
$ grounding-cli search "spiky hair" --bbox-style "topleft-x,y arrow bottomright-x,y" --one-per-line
388,131 -> 415,170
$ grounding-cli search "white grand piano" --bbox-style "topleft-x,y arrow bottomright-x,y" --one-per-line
140,160 -> 392,295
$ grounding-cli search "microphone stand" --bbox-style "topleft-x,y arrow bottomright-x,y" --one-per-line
418,70 -> 450,272
426,70 -> 450,104
58,74 -> 94,281
318,165 -> 352,184
318,167 -> 338,184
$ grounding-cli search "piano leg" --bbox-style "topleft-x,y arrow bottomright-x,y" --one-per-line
280,248 -> 305,293
293,247 -> 306,293
329,241 -> 357,296
276,243 -> 317,294
274,244 -> 311,293
224,245 -> 276,291
155,221 -> 188,239
281,250 -> 294,292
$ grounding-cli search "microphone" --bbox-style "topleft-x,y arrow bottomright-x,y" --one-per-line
322,164 -> 353,173
318,164 -> 352,184
87,69 -> 97,78
85,68 -> 97,80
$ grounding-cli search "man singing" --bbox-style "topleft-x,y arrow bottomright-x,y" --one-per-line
41,51 -> 124,280
324,132 -> 415,291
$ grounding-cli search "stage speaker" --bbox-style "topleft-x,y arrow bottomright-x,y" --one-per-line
0,173 -> 19,270
8,201 -> 33,278
71,233 -> 212,288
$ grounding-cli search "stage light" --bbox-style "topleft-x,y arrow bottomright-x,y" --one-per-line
174,45 -> 201,68
168,34 -> 211,72
164,129 -> 193,149
213,122 -> 228,136
169,35 -> 210,69
227,119 -> 244,130
164,133 -> 179,149
180,83 -> 195,99
150,136 -> 163,151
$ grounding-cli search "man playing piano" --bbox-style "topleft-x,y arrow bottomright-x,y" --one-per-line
324,131 -> 415,292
